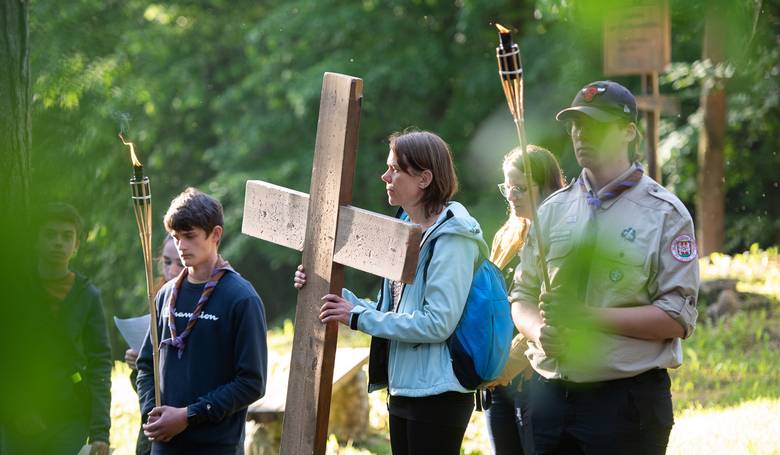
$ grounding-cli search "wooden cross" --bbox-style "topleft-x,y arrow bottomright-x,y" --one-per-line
241,72 -> 422,455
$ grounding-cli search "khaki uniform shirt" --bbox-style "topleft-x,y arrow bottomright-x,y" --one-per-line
511,164 -> 699,382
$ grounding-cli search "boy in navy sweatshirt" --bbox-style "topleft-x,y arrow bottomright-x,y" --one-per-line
137,188 -> 267,454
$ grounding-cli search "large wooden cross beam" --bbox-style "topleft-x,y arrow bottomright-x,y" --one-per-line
242,73 -> 422,455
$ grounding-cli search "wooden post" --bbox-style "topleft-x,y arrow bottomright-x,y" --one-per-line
642,72 -> 661,182
242,73 -> 421,455
696,7 -> 727,255
603,0 -> 676,183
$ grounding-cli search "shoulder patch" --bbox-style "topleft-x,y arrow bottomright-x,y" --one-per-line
647,183 -> 691,219
671,234 -> 697,262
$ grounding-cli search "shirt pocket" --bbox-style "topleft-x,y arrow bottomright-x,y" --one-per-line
545,229 -> 574,282
546,229 -> 574,259
598,244 -> 649,302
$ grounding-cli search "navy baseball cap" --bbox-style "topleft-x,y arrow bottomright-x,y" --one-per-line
556,81 -> 638,123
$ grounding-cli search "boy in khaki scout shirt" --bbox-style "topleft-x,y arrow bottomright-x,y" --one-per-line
511,81 -> 699,454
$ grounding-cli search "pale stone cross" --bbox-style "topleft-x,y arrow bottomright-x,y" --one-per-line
241,72 -> 422,455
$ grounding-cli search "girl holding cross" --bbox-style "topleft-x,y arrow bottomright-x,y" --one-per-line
295,129 -> 488,455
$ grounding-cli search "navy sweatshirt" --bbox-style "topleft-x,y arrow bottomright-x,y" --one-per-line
137,271 -> 267,454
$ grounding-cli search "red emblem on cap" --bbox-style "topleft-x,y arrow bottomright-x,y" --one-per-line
582,85 -> 606,102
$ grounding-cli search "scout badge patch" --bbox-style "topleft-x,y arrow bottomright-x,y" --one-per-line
621,227 -> 636,242
671,234 -> 697,263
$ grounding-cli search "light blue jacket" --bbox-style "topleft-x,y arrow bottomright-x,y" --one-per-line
344,201 -> 488,397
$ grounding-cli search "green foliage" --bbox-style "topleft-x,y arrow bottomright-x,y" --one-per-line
660,0 -> 780,251
670,248 -> 780,410
27,0 -> 532,352
27,0 -> 780,360
670,310 -> 780,410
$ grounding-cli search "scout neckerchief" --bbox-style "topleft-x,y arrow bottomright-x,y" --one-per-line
577,162 -> 644,210
160,257 -> 234,358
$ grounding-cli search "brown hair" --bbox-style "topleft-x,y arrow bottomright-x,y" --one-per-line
388,130 -> 459,218
38,202 -> 84,240
503,145 -> 565,200
164,187 -> 223,236
629,122 -> 643,163
153,234 -> 177,293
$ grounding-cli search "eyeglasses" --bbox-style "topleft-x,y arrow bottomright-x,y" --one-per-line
497,183 -> 528,199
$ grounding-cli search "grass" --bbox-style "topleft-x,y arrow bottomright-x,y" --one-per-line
671,246 -> 780,409
670,310 -> 780,410
108,247 -> 780,454
700,245 -> 780,301
108,363 -> 142,455
668,399 -> 780,455
670,246 -> 780,410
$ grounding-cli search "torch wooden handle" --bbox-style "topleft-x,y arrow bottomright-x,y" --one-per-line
147,282 -> 162,408
497,41 -> 553,293
132,178 -> 162,408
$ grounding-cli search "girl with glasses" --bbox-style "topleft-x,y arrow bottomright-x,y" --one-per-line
486,144 -> 565,455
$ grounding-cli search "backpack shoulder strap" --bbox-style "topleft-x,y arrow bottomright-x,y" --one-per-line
423,213 -> 485,283
423,237 -> 439,283
421,209 -> 455,283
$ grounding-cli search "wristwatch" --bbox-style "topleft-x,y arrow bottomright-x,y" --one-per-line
186,404 -> 207,426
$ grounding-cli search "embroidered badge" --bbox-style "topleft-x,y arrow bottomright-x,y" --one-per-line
582,85 -> 607,102
671,234 -> 697,263
609,270 -> 623,282
621,227 -> 637,242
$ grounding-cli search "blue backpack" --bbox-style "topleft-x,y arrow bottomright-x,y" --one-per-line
424,235 -> 514,390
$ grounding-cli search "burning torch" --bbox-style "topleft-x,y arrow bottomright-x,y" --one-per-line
120,133 -> 162,407
495,23 -> 552,291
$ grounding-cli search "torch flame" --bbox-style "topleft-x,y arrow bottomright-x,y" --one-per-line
119,133 -> 142,167
495,23 -> 511,34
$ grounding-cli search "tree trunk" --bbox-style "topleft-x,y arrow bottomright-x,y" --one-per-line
0,0 -> 32,213
0,0 -> 39,441
696,7 -> 726,255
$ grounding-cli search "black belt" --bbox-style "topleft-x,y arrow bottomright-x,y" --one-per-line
537,368 -> 668,390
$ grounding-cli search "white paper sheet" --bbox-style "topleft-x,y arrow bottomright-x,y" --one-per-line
114,314 -> 150,353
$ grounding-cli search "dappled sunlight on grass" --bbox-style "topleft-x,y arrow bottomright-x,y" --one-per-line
701,245 -> 780,300
668,399 -> 780,455
109,362 -> 141,455
672,247 -> 780,410
670,310 -> 780,410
